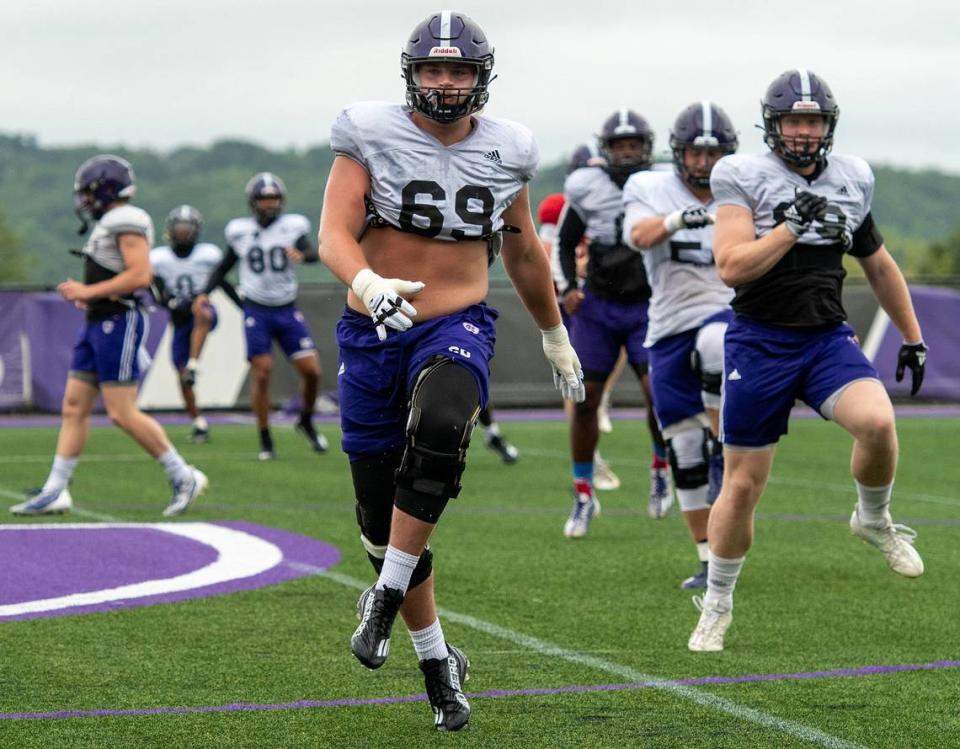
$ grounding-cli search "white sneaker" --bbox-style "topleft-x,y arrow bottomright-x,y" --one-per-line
688,595 -> 732,652
163,468 -> 208,517
597,393 -> 613,434
10,487 -> 73,516
648,466 -> 673,518
849,506 -> 924,578
563,482 -> 601,539
592,456 -> 621,491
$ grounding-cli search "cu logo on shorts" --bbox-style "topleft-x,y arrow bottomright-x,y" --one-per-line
462,322 -> 479,335
245,317 -> 256,328
102,321 -> 114,335
448,346 -> 472,359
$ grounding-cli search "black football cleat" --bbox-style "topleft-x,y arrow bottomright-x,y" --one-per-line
296,416 -> 329,454
485,434 -> 519,464
351,585 -> 404,669
420,643 -> 471,732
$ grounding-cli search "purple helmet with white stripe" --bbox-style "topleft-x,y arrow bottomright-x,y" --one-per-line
669,101 -> 738,189
597,109 -> 653,180
73,155 -> 137,230
245,172 -> 286,224
568,142 -> 606,173
165,205 -> 203,254
402,11 -> 495,123
762,69 -> 839,167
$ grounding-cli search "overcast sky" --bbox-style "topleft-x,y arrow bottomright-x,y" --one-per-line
5,0 -> 959,172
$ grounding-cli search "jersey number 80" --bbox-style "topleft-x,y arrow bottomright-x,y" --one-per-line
399,181 -> 495,239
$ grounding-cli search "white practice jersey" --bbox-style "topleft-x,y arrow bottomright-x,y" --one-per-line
330,102 -> 539,241
622,170 -> 733,345
710,151 -> 879,326
562,166 -> 623,246
150,243 -> 223,305
225,214 -> 311,306
82,204 -> 154,275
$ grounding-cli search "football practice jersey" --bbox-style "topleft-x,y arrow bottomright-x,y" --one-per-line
330,102 -> 539,241
622,170 -> 733,345
150,243 -> 223,306
225,214 -> 311,306
81,204 -> 155,321
711,152 -> 881,326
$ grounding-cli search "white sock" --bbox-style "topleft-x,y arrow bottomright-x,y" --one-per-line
187,357 -> 199,370
485,422 -> 501,438
158,448 -> 192,484
193,416 -> 209,431
42,455 -> 78,493
696,540 -> 710,563
855,480 -> 893,526
704,550 -> 745,611
409,619 -> 449,662
376,545 -> 419,593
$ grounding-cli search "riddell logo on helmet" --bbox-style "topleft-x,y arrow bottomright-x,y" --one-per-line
791,101 -> 822,111
429,46 -> 462,56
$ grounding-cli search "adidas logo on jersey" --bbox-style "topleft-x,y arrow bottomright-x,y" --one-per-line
482,149 -> 502,164
837,185 -> 849,196
728,369 -> 742,381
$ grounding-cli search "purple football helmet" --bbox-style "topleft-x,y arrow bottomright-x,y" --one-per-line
669,101 -> 738,189
762,68 -> 839,167
165,205 -> 203,254
567,142 -> 606,173
597,109 -> 653,180
246,172 -> 286,224
73,154 -> 137,232
402,11 -> 495,122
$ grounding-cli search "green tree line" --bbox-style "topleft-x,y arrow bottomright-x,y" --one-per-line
1,133 -> 958,285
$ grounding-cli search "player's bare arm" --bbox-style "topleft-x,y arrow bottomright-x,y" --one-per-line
58,233 -> 152,302
857,246 -> 923,343
713,204 -> 796,286
500,186 -> 562,330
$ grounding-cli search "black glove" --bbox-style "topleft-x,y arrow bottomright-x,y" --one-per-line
783,191 -> 827,237
815,203 -> 853,250
896,342 -> 928,396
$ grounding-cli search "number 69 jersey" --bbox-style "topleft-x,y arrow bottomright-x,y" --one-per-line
330,102 -> 539,240
225,214 -> 311,306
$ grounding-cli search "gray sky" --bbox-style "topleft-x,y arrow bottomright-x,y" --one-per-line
5,0 -> 959,172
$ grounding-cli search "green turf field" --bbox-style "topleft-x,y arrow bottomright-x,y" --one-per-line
1,414 -> 958,748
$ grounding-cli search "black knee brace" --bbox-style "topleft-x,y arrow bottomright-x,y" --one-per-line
395,357 -> 480,522
350,451 -> 434,590
666,430 -> 710,490
691,351 -> 722,397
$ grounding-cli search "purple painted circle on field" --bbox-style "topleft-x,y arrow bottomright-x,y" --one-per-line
0,520 -> 340,621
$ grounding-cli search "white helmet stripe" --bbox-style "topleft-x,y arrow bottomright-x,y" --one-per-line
619,108 -> 629,130
440,9 -> 452,41
798,68 -> 812,100
701,100 -> 713,140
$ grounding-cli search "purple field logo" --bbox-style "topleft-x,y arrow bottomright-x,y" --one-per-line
0,521 -> 340,621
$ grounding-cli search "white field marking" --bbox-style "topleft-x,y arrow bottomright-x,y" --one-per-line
0,522 -> 283,618
309,567 -> 868,749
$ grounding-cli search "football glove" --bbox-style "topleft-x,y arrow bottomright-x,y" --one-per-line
815,203 -> 853,250
895,341 -> 928,396
782,190 -> 827,237
664,206 -> 715,233
541,324 -> 585,402
351,268 -> 425,342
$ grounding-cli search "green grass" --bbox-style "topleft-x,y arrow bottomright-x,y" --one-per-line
0,414 -> 958,748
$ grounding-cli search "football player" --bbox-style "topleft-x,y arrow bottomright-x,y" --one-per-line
622,101 -> 739,588
150,205 -> 241,443
319,11 -> 583,731
194,173 -> 328,460
11,156 -> 207,517
557,110 -> 670,538
688,70 -> 927,652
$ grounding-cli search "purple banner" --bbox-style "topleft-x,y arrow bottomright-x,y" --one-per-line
874,286 -> 960,400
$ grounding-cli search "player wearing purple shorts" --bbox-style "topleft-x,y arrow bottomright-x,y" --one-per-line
11,156 -> 206,518
151,205 -> 242,443
688,70 -> 928,652
623,101 -> 739,589
557,109 -> 669,537
319,11 -> 583,731
195,173 -> 328,460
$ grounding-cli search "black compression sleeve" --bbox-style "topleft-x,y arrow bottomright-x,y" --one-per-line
295,234 -> 319,263
218,279 -> 243,308
849,212 -> 884,258
557,208 -> 587,294
204,246 -> 238,294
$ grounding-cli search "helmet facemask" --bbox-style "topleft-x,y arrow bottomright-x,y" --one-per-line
763,109 -> 837,168
404,57 -> 493,122
601,136 -> 652,184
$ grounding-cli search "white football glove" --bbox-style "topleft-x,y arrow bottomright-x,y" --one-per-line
664,206 -> 715,233
541,324 -> 585,403
351,268 -> 425,342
